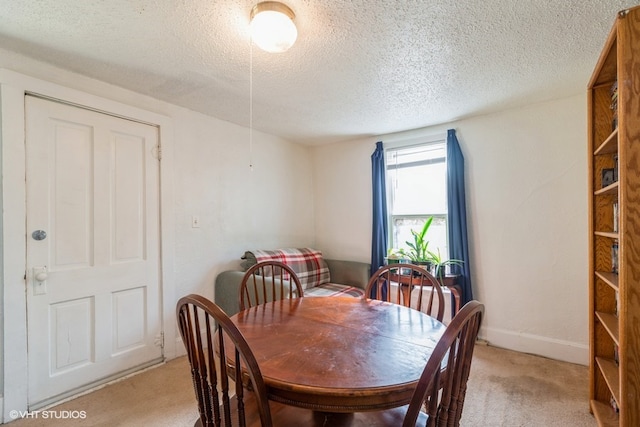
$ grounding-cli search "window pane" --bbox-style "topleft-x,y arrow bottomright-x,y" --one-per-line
389,162 -> 447,214
392,216 -> 449,261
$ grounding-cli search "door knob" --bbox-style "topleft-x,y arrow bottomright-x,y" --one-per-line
33,266 -> 48,295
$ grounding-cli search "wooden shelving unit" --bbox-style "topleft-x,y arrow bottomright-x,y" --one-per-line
588,6 -> 640,427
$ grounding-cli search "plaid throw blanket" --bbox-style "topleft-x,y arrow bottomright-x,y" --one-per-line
304,283 -> 365,298
242,248 -> 330,290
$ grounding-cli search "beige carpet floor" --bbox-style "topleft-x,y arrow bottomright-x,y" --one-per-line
460,345 -> 595,426
8,344 -> 596,426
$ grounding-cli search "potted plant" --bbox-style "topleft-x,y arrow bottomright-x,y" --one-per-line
426,247 -> 464,283
385,247 -> 409,264
405,216 -> 434,269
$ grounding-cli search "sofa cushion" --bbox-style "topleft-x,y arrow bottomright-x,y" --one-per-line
241,248 -> 330,290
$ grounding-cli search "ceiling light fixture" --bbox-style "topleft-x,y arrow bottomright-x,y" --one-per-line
250,1 -> 297,53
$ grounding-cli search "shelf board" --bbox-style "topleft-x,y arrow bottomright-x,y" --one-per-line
595,129 -> 618,156
591,399 -> 619,427
595,271 -> 620,291
595,182 -> 619,196
595,231 -> 620,239
596,311 -> 620,345
596,357 -> 620,407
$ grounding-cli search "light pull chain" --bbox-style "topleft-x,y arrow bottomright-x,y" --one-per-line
249,38 -> 254,171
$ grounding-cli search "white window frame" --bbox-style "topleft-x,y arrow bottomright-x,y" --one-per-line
383,133 -> 449,259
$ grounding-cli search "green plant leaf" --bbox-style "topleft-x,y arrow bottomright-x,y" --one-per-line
404,216 -> 434,261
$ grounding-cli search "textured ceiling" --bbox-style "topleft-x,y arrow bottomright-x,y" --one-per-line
0,0 -> 637,145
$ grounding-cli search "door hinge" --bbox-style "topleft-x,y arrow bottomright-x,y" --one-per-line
152,145 -> 162,161
154,332 -> 165,348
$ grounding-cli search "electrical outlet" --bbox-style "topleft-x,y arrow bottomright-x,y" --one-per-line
191,215 -> 200,228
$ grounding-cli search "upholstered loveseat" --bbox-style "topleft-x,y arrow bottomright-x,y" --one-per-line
214,248 -> 371,317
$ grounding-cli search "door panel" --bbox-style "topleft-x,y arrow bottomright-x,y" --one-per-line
112,134 -> 145,262
25,96 -> 163,408
52,122 -> 93,269
112,287 -> 146,354
51,297 -> 94,374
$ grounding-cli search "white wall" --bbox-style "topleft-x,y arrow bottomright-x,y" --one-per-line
313,94 -> 589,364
0,48 -> 315,416
313,139 -> 373,262
170,107 -> 315,301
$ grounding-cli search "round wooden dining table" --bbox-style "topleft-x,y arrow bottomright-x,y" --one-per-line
228,296 -> 446,412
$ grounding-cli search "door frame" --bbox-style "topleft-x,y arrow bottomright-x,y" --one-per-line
0,69 -> 177,420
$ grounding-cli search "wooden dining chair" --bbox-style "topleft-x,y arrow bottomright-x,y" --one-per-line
176,294 -> 274,426
403,299 -> 484,426
366,263 -> 446,322
239,260 -> 304,310
177,294 -> 321,427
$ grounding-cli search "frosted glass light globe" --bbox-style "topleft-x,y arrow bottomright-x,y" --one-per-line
250,3 -> 297,53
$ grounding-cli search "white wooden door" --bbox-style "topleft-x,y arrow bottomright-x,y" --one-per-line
25,96 -> 163,408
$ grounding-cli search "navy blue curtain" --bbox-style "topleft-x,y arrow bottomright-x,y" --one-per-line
370,141 -> 388,298
447,129 -> 473,304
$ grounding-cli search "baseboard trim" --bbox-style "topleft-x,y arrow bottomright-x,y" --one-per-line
480,326 -> 588,365
174,336 -> 186,358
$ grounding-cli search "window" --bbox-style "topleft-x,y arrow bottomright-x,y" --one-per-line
386,139 -> 449,261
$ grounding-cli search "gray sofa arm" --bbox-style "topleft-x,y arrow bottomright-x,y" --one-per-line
325,259 -> 371,290
214,270 -> 245,317
215,270 -> 298,317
